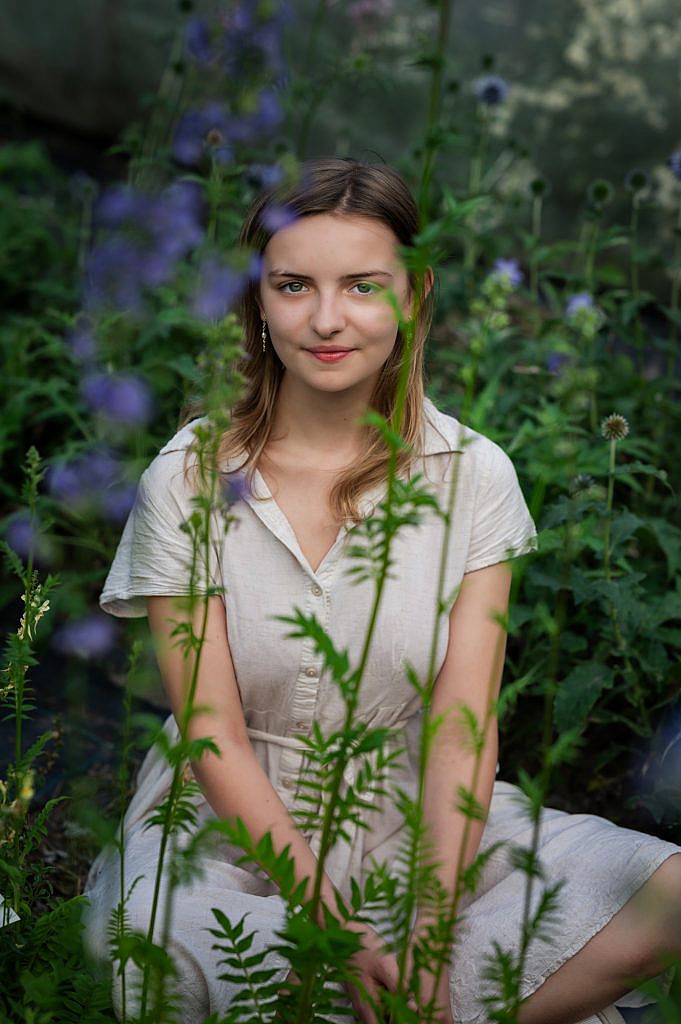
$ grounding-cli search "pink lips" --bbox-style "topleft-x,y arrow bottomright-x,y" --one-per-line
307,348 -> 354,363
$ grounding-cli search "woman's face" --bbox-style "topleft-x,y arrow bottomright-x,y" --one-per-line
258,213 -> 412,399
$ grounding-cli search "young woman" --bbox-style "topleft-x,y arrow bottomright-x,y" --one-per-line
85,159 -> 681,1024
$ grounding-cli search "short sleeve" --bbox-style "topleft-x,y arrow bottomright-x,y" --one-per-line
99,427 -> 222,618
464,438 -> 537,573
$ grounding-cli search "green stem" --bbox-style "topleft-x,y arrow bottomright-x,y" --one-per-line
131,14 -> 188,189
584,219 -> 599,293
295,0 -> 329,158
463,108 -> 488,283
667,192 -> 681,378
603,439 -> 616,583
295,291 -> 423,1024
530,195 -> 543,302
418,0 -> 453,223
140,429 -> 222,1020
395,430 -> 465,998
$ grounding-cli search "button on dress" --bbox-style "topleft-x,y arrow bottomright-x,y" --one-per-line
84,400 -> 679,1023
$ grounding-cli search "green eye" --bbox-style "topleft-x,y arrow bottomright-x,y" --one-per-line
353,282 -> 377,294
281,281 -> 306,293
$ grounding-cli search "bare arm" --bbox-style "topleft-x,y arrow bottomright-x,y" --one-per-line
147,594 -> 339,908
409,562 -> 512,1020
146,593 -> 398,1024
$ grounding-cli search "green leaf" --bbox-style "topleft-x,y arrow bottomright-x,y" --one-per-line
553,662 -> 616,732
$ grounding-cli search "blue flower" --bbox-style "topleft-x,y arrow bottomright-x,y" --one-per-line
247,162 -> 285,190
564,292 -> 594,318
223,472 -> 251,505
68,322 -> 97,364
6,514 -> 39,560
85,181 -> 204,311
81,373 -> 153,426
100,482 -> 137,523
48,449 -> 135,521
193,259 -> 247,321
472,74 -> 509,106
547,352 -> 570,374
173,103 -> 233,166
53,613 -> 117,659
260,202 -> 297,234
667,149 -> 681,181
185,17 -> 216,65
491,258 -> 523,288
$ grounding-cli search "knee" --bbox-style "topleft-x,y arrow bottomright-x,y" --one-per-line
111,940 -> 210,1024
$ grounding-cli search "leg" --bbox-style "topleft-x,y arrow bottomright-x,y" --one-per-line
84,832 -> 289,1024
517,854 -> 681,1024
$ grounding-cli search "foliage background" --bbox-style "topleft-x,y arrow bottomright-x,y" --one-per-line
0,0 -> 680,1019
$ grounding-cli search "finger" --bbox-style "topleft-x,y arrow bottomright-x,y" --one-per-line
348,978 -> 380,1024
376,954 -> 400,993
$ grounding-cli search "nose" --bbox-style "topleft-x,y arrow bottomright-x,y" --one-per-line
309,290 -> 346,338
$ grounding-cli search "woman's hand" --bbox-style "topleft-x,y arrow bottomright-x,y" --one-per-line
343,922 -> 399,1024
405,925 -> 455,1024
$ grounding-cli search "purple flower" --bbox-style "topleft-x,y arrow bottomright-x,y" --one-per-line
68,322 -> 97,364
491,257 -> 523,288
547,352 -> 570,374
173,104 -> 233,166
48,448 -> 136,521
225,90 -> 283,145
247,162 -> 285,189
260,202 -> 296,234
472,74 -> 509,106
222,472 -> 251,505
193,259 -> 247,321
666,150 -> 681,181
100,483 -> 137,523
220,1 -> 288,77
6,514 -> 39,560
47,462 -> 85,502
85,181 -> 204,311
185,17 -> 216,65
52,613 -> 117,659
81,373 -> 153,426
48,448 -> 120,502
565,292 -> 594,318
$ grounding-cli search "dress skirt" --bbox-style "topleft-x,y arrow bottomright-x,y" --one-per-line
84,771 -> 680,1024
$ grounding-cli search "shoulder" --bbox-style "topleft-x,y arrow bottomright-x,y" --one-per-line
421,398 -> 515,483
139,417 -> 207,496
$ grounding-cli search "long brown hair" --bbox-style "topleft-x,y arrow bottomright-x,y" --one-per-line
203,158 -> 433,521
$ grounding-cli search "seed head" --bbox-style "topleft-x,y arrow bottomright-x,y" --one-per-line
600,413 -> 629,442
587,179 -> 615,207
625,168 -> 650,194
472,74 -> 509,106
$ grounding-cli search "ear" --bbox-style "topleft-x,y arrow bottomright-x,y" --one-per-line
422,266 -> 434,298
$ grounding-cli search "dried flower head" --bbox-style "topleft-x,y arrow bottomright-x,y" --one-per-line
587,179 -> 615,207
600,413 -> 629,442
625,169 -> 650,194
472,74 -> 509,106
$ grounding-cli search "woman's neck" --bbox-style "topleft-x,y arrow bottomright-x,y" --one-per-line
268,373 -> 374,462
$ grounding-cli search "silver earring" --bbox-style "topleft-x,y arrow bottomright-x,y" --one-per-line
261,319 -> 267,353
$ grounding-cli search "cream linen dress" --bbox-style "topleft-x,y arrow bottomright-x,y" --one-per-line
84,399 -> 679,1023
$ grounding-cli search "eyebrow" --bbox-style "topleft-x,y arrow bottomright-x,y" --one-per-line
267,269 -> 394,281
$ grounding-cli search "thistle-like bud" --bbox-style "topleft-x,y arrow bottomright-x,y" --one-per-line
600,413 -> 629,441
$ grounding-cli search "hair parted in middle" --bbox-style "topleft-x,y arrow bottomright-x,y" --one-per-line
216,157 -> 435,522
